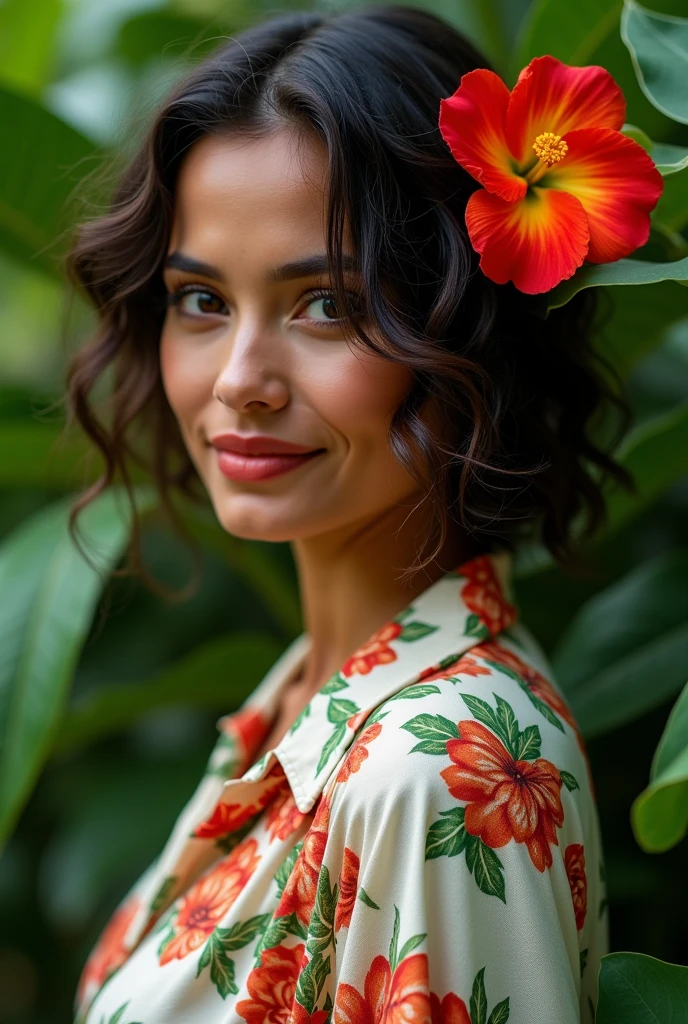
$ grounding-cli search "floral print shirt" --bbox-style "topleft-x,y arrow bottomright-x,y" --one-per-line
75,550 -> 607,1024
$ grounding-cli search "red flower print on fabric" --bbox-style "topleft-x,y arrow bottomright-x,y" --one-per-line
336,722 -> 383,783
265,788 -> 307,844
335,847 -> 360,932
564,843 -> 587,930
159,838 -> 260,965
419,652 -> 492,683
193,767 -> 287,839
430,991 -> 471,1024
236,942 -> 305,1024
475,640 -> 578,733
441,720 -> 564,871
457,555 -> 517,636
342,622 -> 402,677
76,894 -> 140,1007
334,952 -> 430,1024
276,795 -> 330,925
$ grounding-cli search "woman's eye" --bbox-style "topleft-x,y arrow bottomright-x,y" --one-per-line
167,286 -> 227,317
301,293 -> 341,321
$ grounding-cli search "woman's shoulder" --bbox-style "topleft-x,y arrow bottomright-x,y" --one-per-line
330,626 -> 592,835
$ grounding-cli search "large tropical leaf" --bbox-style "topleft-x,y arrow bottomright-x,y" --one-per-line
602,400 -> 688,536
596,952 -> 688,1022
0,0 -> 64,95
54,631 -> 284,754
513,0 -> 622,78
0,490 -> 145,844
0,87 -> 101,276
621,1 -> 688,125
632,680 -> 688,852
552,551 -> 688,738
545,256 -> 688,311
623,125 -> 688,175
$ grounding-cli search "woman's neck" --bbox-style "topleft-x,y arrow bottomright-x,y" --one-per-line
290,501 -> 480,700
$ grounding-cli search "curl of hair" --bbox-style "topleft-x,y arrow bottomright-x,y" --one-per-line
64,4 -> 634,587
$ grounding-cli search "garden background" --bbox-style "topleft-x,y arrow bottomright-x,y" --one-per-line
0,0 -> 687,1020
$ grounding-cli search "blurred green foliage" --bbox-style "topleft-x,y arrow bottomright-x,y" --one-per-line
0,0 -> 687,1021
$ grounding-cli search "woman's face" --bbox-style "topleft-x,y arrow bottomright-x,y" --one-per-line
160,128 -> 419,543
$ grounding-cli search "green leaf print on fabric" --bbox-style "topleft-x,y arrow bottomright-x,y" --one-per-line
401,713 -> 460,754
398,620 -> 438,642
386,683 -> 441,702
465,835 -> 506,904
317,723 -> 347,775
464,612 -> 491,640
388,905 -> 426,973
358,887 -> 380,909
98,1002 -> 143,1024
149,875 -> 177,915
425,807 -> 468,860
470,966 -> 511,1024
316,695 -> 362,774
197,914 -> 270,998
320,673 -> 349,694
273,841 -> 302,899
561,770 -> 580,792
460,693 -> 542,763
289,702 -> 310,735
253,911 -> 307,966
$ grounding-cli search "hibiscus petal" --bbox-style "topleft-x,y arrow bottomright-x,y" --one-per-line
506,56 -> 626,166
464,794 -> 512,849
547,128 -> 663,263
465,187 -> 589,294
439,69 -> 526,202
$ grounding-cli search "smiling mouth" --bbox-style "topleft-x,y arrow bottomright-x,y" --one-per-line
214,448 -> 325,482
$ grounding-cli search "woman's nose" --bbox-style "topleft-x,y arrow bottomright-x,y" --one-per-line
212,321 -> 290,414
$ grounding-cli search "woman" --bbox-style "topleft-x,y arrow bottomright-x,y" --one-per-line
65,6 -> 637,1022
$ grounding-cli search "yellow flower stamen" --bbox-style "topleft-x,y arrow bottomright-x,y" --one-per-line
532,132 -> 568,165
523,132 -> 568,186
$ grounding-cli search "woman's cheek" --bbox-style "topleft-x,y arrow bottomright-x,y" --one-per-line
159,332 -> 215,425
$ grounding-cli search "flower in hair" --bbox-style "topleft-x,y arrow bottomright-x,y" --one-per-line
439,55 -> 663,295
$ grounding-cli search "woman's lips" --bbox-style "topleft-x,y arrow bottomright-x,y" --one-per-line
215,449 -> 324,481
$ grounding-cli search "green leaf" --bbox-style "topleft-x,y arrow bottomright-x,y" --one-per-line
516,679 -> 565,733
621,2 -> 688,125
0,491 -> 141,845
358,887 -> 380,909
217,914 -> 270,952
464,612 -> 490,639
425,807 -> 468,860
460,694 -> 507,748
514,724 -> 541,761
54,632 -> 284,754
397,933 -> 426,963
327,697 -> 359,725
631,680 -> 688,852
602,402 -> 688,538
0,0 -> 65,95
514,0 -> 622,81
470,966 -> 488,1024
596,952 -> 688,1022
316,723 -> 346,775
623,124 -> 688,175
546,256 -> 688,311
389,904 -> 401,971
402,713 -> 459,754
320,673 -> 349,695
399,620 -> 438,642
553,551 -> 688,738
387,683 -> 441,702
274,843 -> 302,900
488,999 -> 511,1024
494,695 -> 519,755
561,771 -> 581,793
0,87 -> 102,276
465,835 -> 506,903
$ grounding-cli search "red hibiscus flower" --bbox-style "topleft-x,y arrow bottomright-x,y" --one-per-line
564,843 -> 587,930
335,847 -> 360,932
159,838 -> 260,964
439,55 -> 663,293
237,942 -> 305,1024
342,622 -> 402,677
193,769 -> 287,839
76,894 -> 140,1006
419,653 -> 492,683
216,707 -> 270,770
336,722 -> 383,783
456,556 -> 517,636
441,720 -> 564,871
266,788 -> 307,843
334,952 -> 430,1024
431,991 -> 471,1024
277,796 -> 330,924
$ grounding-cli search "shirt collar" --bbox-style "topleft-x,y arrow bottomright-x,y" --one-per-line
218,549 -> 518,813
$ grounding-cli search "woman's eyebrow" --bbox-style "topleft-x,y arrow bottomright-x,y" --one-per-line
163,251 -> 359,284
268,253 -> 359,282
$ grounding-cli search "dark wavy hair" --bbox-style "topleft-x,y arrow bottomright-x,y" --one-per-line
64,4 -> 634,584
